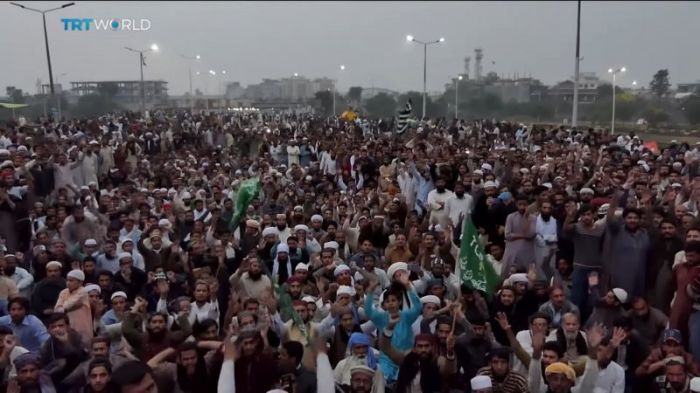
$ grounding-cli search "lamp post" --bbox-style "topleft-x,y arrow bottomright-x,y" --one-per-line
56,72 -> 67,121
455,75 -> 463,119
333,65 -> 345,116
11,1 -> 75,120
181,54 -> 201,113
571,0 -> 582,129
608,66 -> 626,135
406,34 -> 445,120
125,43 -> 159,114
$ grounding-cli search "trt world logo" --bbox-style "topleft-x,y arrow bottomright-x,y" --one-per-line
61,18 -> 152,31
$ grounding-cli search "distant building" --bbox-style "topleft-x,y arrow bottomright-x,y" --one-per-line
548,73 -> 602,105
243,76 -> 334,102
484,77 -> 546,104
677,81 -> 700,95
360,87 -> 399,101
224,82 -> 246,99
69,80 -> 168,111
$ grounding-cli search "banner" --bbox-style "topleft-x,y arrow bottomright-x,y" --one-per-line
459,218 -> 499,294
229,177 -> 261,231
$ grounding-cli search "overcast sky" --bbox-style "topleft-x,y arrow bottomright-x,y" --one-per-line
2,1 -> 699,96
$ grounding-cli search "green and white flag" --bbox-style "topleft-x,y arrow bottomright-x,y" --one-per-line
229,177 -> 261,231
459,218 -> 500,294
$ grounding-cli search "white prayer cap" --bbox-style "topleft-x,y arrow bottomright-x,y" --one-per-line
67,269 -> 85,282
473,170 -> 483,176
471,375 -> 492,390
420,295 -> 441,306
580,188 -> 594,195
311,214 -> 323,223
336,285 -> 356,297
387,262 -> 408,280
84,239 -> 98,246
277,244 -> 290,254
350,365 -> 375,377
483,181 -> 497,189
118,252 -> 133,261
295,263 -> 308,272
294,224 -> 309,233
334,265 -> 351,277
612,288 -> 628,304
85,284 -> 101,294
262,227 -> 279,237
323,241 -> 339,250
158,218 -> 172,228
509,273 -> 528,284
542,182 -> 553,189
481,163 -> 493,171
46,261 -> 62,270
301,296 -> 316,304
111,291 -> 128,301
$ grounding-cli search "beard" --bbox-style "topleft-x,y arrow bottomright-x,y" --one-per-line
277,224 -> 287,231
564,331 -> 578,341
248,271 -> 263,280
4,267 -> 15,276
541,213 -> 552,221
436,187 -> 446,193
456,191 -> 465,198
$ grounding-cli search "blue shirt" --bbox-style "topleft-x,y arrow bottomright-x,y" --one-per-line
101,309 -> 121,326
0,315 -> 50,352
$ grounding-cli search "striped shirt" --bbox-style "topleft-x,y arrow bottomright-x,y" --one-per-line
477,367 -> 529,393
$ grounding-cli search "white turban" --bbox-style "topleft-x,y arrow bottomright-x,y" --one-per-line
387,262 -> 408,280
334,265 -> 351,277
337,285 -> 356,297
67,269 -> 85,282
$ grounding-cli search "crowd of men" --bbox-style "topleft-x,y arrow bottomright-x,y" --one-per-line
0,109 -> 698,393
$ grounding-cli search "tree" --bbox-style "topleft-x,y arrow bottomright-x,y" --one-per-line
5,86 -> 24,104
314,90 -> 333,115
596,84 -> 625,99
683,96 -> 700,125
347,86 -> 362,103
650,69 -> 670,98
642,107 -> 670,127
364,93 -> 397,118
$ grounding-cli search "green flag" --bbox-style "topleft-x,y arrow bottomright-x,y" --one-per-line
229,177 -> 261,231
459,218 -> 499,295
275,283 -> 311,344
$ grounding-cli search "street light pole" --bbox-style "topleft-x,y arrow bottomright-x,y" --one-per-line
406,35 -> 445,120
11,2 -> 75,120
125,44 -> 159,114
333,65 -> 345,116
180,54 -> 201,113
608,66 -> 626,135
455,75 -> 463,119
56,72 -> 67,121
572,0 -> 581,129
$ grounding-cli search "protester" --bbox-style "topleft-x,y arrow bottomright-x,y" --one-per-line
0,110 -> 699,393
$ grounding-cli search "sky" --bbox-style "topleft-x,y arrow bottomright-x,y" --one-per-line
2,1 -> 699,96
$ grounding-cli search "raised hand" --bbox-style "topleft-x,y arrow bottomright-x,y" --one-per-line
610,327 -> 627,348
586,323 -> 605,349
494,312 -> 511,331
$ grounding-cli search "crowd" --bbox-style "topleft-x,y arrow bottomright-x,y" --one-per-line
0,109 -> 698,393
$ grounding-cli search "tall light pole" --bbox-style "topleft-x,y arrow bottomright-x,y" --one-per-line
11,2 -> 75,120
406,34 -> 445,120
125,43 -> 159,114
333,64 -> 345,116
608,66 -> 626,135
455,75 -> 463,119
181,54 -> 201,113
572,0 -> 582,129
56,72 -> 67,121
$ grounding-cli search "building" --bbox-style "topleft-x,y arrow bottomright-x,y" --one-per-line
69,80 -> 168,111
242,76 -> 335,102
547,73 -> 602,104
677,81 -> 700,95
224,82 -> 246,99
484,77 -> 546,104
360,87 -> 399,101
